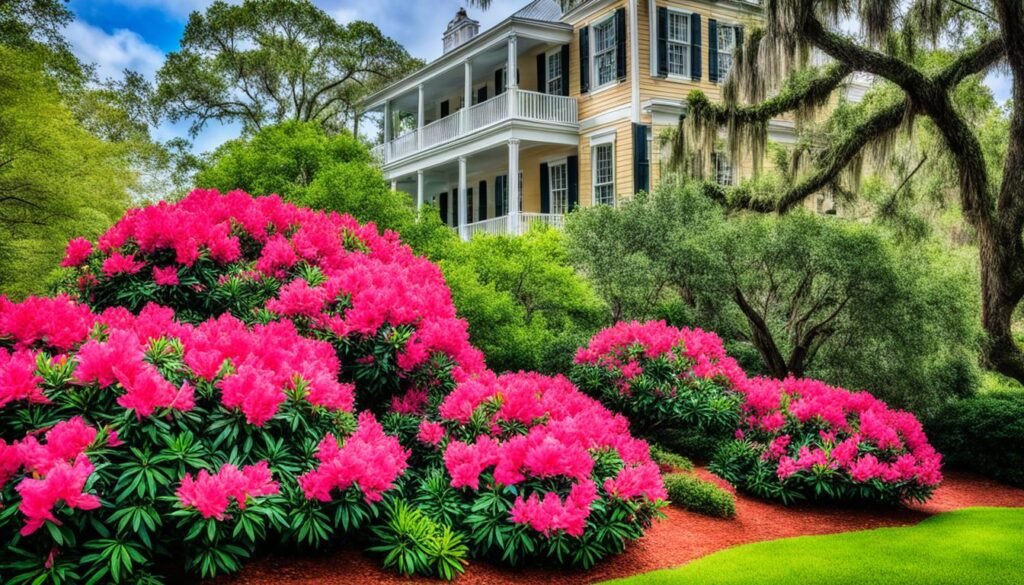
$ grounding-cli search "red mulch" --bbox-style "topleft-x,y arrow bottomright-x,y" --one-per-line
222,469 -> 1024,585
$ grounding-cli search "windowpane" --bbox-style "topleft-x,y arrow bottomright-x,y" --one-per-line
668,12 -> 688,43
593,144 -> 614,206
547,52 -> 562,95
665,12 -> 690,77
718,26 -> 736,81
714,152 -> 733,186
550,162 -> 569,214
593,17 -> 617,87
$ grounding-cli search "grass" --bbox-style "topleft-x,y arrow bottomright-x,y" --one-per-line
603,507 -> 1024,585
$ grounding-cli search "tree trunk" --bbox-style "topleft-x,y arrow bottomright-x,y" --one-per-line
980,228 -> 1024,380
734,287 -> 790,378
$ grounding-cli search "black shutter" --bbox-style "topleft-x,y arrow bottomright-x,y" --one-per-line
560,44 -> 570,96
657,7 -> 669,77
540,163 -> 550,214
691,14 -> 702,81
478,180 -> 487,221
496,175 -> 507,216
579,27 -> 590,93
633,123 -> 650,194
737,26 -> 744,52
615,8 -> 627,80
466,188 -> 473,224
495,69 -> 504,94
439,192 -> 448,225
567,155 -> 579,210
537,53 -> 547,94
477,85 -> 487,104
708,19 -> 718,83
440,100 -> 450,118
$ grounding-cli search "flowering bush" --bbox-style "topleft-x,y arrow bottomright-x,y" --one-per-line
383,371 -> 667,570
59,188 -> 485,410
571,321 -> 743,455
710,376 -> 943,505
0,296 -> 407,582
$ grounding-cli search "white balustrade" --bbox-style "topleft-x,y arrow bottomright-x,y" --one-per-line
374,90 -> 577,164
460,212 -> 564,240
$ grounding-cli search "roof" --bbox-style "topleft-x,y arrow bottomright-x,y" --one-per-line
513,0 -> 563,23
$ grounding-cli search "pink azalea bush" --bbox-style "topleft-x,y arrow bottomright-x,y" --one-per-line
571,321 -> 743,455
0,295 -> 405,580
711,375 -> 943,505
60,188 -> 485,410
388,371 -> 667,568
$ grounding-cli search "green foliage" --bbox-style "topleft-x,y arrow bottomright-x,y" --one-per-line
566,184 -> 981,412
0,45 -> 131,298
154,0 -> 421,136
926,393 -> 1024,487
441,227 -> 605,373
648,445 -> 695,472
662,473 -> 735,518
369,499 -> 468,580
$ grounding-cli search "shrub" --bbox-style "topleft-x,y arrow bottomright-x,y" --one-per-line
711,377 -> 943,505
58,189 -> 485,411
662,473 -> 736,518
0,296 -> 406,582
387,371 -> 668,570
369,500 -> 469,580
926,393 -> 1024,487
649,445 -> 694,473
570,321 -> 743,455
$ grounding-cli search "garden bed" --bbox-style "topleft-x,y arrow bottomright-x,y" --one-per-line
223,468 -> 1024,585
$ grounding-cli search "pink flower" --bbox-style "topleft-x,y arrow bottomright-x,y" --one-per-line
0,349 -> 47,407
61,238 -> 93,268
101,252 -> 145,277
218,364 -> 284,426
603,462 -> 667,501
16,455 -> 100,535
298,412 -> 408,503
153,266 -> 179,286
177,462 -> 279,520
418,420 -> 445,446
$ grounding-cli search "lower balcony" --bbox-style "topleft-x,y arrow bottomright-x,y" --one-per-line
462,212 -> 565,239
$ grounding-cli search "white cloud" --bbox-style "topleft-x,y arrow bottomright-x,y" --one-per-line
985,71 -> 1012,105
65,20 -> 165,80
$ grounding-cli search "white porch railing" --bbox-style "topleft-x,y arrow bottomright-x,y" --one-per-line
461,212 -> 565,240
376,89 -> 578,165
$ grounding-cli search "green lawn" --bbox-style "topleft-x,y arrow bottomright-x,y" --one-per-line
604,507 -> 1024,585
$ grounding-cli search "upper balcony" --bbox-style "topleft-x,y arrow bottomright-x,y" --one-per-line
361,0 -> 576,173
371,89 -> 578,165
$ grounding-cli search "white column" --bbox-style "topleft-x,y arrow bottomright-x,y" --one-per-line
390,180 -> 398,192
507,34 -> 518,118
462,60 -> 473,134
416,170 -> 425,210
629,0 -> 641,123
508,139 -> 520,235
383,100 -> 392,143
417,84 -> 425,149
458,157 -> 468,240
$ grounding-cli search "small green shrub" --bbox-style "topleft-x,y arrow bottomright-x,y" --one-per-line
926,393 -> 1024,487
368,500 -> 469,580
662,473 -> 736,518
649,445 -> 694,472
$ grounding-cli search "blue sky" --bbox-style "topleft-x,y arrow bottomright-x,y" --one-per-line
64,0 -> 1012,154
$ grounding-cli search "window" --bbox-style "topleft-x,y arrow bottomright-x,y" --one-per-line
466,187 -> 474,223
713,152 -> 733,186
717,25 -> 737,82
666,11 -> 690,77
549,160 -> 569,214
592,15 -> 617,89
496,175 -> 508,216
547,51 -> 563,95
593,144 -> 615,205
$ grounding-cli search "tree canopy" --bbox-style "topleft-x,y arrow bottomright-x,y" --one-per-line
0,45 -> 131,297
155,0 -> 422,137
673,0 -> 1024,383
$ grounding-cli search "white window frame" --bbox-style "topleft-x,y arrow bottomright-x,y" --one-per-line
713,151 -> 733,186
546,49 -> 563,95
591,13 -> 618,91
591,132 -> 616,206
665,9 -> 691,79
547,158 -> 570,214
717,24 -> 738,83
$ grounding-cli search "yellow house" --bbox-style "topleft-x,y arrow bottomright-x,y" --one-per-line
361,0 -> 865,238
